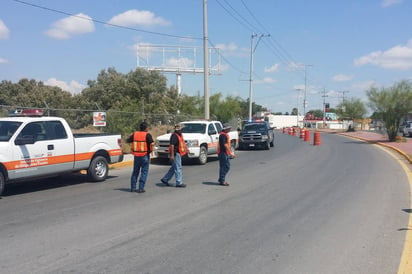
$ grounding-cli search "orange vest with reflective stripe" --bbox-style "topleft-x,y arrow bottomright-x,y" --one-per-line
218,132 -> 231,155
172,132 -> 187,156
131,131 -> 148,156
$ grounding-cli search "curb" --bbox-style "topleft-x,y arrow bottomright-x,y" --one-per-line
339,133 -> 412,165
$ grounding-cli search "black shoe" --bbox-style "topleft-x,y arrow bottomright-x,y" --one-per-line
137,189 -> 146,193
176,183 -> 186,188
161,179 -> 171,187
131,189 -> 136,192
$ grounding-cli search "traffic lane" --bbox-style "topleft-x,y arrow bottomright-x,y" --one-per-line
0,132 -> 409,273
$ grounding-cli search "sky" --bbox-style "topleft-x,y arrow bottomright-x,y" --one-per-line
1,0 -> 412,115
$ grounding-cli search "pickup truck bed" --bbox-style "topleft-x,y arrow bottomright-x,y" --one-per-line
0,116 -> 123,196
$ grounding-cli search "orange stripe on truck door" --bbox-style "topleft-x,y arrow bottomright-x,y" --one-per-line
4,149 -> 121,171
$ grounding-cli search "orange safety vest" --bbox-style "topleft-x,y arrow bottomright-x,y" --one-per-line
170,132 -> 187,156
131,131 -> 148,157
218,132 -> 231,155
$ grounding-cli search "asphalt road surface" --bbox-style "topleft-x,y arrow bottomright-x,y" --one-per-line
0,132 -> 410,274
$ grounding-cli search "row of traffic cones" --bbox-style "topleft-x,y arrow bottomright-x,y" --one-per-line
282,127 -> 321,145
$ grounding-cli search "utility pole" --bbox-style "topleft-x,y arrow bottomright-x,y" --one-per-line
340,90 -> 349,104
322,88 -> 328,125
338,90 -> 349,112
302,64 -> 312,124
248,33 -> 270,121
203,0 -> 210,119
295,88 -> 303,127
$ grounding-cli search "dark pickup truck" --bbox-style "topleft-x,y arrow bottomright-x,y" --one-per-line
238,121 -> 274,150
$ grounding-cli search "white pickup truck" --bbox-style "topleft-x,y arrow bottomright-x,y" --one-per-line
154,120 -> 238,165
0,110 -> 123,196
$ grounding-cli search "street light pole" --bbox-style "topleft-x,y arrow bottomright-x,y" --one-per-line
248,33 -> 270,121
295,88 -> 303,127
203,0 -> 210,120
302,64 -> 312,124
322,88 -> 328,126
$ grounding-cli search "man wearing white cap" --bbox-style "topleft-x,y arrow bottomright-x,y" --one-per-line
160,124 -> 187,188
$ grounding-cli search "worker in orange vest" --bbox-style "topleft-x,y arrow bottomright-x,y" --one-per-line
218,124 -> 235,186
127,122 -> 154,193
160,124 -> 187,188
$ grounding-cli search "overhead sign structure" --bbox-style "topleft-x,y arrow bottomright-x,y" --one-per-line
93,112 -> 106,127
137,44 -> 221,95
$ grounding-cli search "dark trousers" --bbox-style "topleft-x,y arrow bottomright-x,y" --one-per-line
218,153 -> 230,183
130,154 -> 150,190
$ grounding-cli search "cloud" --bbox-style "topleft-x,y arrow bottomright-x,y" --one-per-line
108,10 -> 170,27
45,13 -> 95,39
332,74 -> 354,82
352,80 -> 377,92
0,57 -> 8,64
264,64 -> 279,73
354,39 -> 412,70
215,42 -> 248,57
45,78 -> 85,94
381,0 -> 403,7
0,19 -> 10,40
255,77 -> 276,84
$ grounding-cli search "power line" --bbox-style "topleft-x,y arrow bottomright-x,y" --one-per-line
12,0 -> 202,40
214,0 -> 255,33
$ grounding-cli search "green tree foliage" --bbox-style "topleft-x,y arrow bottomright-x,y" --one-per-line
336,98 -> 367,121
367,80 -> 412,141
307,109 -> 323,118
0,67 -> 267,137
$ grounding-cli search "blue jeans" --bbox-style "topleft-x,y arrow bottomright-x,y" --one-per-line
162,153 -> 183,185
131,154 -> 150,190
218,153 -> 230,183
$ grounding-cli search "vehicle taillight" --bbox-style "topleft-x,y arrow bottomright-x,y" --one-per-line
117,138 -> 123,148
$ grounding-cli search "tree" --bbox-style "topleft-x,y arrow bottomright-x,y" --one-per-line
336,98 -> 367,131
307,109 -> 323,119
367,80 -> 412,141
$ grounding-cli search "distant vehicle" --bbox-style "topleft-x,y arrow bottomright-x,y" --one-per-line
399,121 -> 410,133
154,120 -> 239,165
238,121 -> 274,150
0,109 -> 123,196
402,122 -> 412,137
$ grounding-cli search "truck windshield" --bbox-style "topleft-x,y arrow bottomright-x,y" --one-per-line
181,123 -> 206,134
0,121 -> 22,141
244,124 -> 266,131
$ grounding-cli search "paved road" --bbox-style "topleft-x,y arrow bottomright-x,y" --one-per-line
0,132 -> 410,273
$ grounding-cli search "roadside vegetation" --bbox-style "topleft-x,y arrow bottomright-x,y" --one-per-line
1,67 -> 412,143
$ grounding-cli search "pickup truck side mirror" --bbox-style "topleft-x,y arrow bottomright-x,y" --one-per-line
208,129 -> 217,135
15,135 -> 35,145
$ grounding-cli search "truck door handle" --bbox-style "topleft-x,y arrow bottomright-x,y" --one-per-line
48,144 -> 54,150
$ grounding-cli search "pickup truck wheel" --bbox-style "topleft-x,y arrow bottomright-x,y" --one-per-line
0,172 -> 5,197
270,140 -> 274,147
198,146 -> 208,165
88,156 -> 108,182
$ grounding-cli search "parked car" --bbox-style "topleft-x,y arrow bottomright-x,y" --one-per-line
402,122 -> 412,137
399,121 -> 411,133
